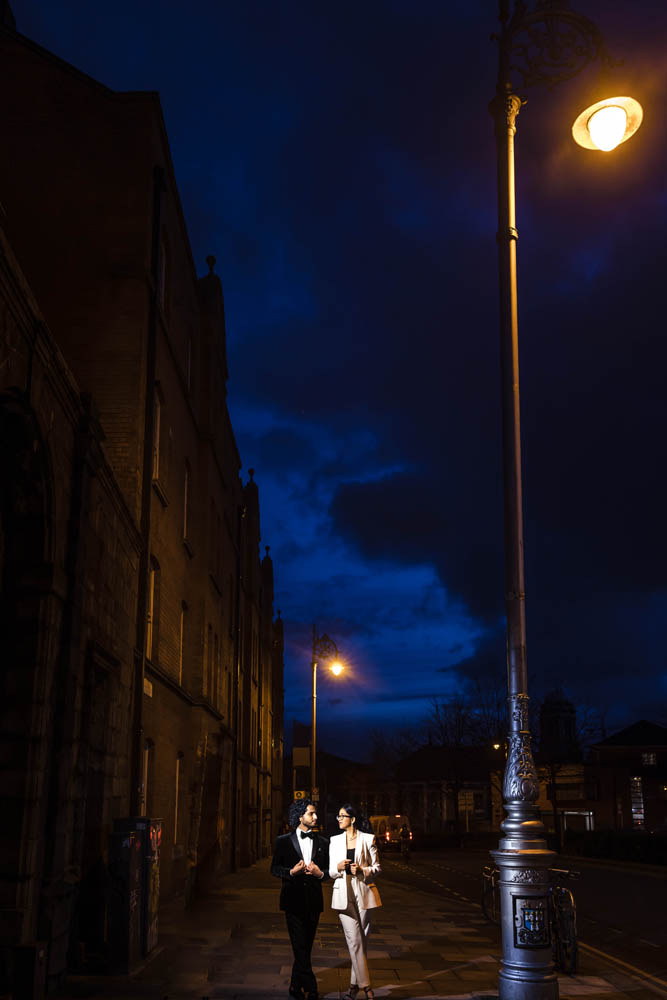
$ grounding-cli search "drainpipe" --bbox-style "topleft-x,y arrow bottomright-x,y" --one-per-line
230,502 -> 245,870
130,165 -> 164,816
256,578 -> 263,862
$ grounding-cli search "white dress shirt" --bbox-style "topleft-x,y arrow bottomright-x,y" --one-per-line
299,830 -> 313,865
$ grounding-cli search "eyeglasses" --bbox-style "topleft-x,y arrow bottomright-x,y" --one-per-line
336,814 -> 352,820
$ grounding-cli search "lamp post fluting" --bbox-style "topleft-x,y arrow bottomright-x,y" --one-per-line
311,625 -> 340,799
489,4 -> 624,1000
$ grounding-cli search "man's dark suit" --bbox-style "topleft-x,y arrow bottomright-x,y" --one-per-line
271,830 -> 330,996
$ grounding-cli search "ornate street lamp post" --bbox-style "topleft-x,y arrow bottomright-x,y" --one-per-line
489,4 -> 641,1000
311,625 -> 343,799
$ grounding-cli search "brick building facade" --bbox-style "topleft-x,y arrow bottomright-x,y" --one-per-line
0,11 -> 284,995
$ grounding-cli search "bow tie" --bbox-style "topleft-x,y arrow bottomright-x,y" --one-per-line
300,831 -> 314,840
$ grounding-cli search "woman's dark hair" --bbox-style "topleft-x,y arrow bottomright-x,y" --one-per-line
288,798 -> 314,829
339,802 -> 372,833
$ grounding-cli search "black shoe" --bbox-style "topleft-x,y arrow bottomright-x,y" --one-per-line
306,994 -> 319,1000
288,986 -> 304,999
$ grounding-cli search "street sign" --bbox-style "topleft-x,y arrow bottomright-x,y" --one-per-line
294,790 -> 307,800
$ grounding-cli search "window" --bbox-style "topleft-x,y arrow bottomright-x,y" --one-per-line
152,385 -> 169,500
561,810 -> 594,832
642,752 -> 657,766
555,783 -> 586,801
186,333 -> 194,394
228,574 -> 234,637
207,502 -> 222,582
209,499 -> 216,574
141,740 -> 154,817
205,623 -> 213,700
174,753 -> 184,844
630,776 -> 645,828
178,602 -> 187,685
146,558 -> 160,661
183,462 -> 191,541
158,235 -> 168,314
152,394 -> 161,480
213,632 -> 220,708
216,511 -> 222,581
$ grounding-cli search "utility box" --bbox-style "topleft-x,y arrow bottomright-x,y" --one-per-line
113,817 -> 162,958
143,818 -> 161,955
107,829 -> 142,973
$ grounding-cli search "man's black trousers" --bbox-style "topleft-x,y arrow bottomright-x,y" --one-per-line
285,910 -> 319,994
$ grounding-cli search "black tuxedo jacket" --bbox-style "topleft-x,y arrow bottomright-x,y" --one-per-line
271,831 -> 330,916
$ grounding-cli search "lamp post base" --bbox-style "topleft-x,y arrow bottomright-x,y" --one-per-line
492,846 -> 559,1000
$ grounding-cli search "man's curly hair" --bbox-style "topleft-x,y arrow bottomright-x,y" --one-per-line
288,798 -> 314,829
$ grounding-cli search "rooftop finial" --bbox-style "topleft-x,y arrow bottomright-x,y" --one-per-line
206,254 -> 216,275
265,545 -> 270,556
248,468 -> 255,481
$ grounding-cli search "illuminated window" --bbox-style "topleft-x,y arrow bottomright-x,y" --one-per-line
642,752 -> 657,766
630,776 -> 645,828
146,558 -> 160,661
141,740 -> 154,817
174,752 -> 184,843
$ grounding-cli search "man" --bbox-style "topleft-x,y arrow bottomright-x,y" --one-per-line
271,799 -> 330,1000
399,823 -> 410,862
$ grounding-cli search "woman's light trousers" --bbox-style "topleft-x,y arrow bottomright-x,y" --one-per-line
338,883 -> 372,989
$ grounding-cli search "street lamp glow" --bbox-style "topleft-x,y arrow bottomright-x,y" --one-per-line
311,627 -> 342,799
588,105 -> 627,150
572,95 -> 643,151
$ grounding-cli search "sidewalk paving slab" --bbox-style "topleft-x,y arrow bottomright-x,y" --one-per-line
58,857 -> 663,1000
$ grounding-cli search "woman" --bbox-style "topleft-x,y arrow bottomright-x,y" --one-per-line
329,803 -> 381,1000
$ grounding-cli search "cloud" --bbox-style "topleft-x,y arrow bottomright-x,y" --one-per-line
25,0 -> 667,750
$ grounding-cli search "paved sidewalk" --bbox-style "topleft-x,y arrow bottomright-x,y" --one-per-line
60,858 -> 664,1000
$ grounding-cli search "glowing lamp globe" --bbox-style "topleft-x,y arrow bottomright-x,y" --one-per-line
330,661 -> 344,676
572,95 -> 643,151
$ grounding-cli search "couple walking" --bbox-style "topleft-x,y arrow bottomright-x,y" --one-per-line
271,798 -> 381,1000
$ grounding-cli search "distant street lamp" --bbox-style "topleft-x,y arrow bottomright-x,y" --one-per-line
489,4 -> 641,1000
311,625 -> 343,799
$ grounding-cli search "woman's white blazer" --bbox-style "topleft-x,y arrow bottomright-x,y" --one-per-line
329,830 -> 382,910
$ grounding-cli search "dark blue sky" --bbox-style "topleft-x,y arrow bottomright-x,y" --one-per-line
16,0 -> 667,755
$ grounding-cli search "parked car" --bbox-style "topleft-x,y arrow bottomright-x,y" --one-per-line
369,814 -> 412,850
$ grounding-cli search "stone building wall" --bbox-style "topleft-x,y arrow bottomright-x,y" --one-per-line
0,222 -> 140,992
0,15 -> 285,994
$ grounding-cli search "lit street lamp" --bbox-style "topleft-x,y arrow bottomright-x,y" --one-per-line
311,625 -> 343,799
489,4 -> 641,1000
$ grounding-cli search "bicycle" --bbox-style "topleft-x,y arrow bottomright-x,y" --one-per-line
550,867 -> 578,975
481,863 -> 500,924
480,863 -> 579,974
